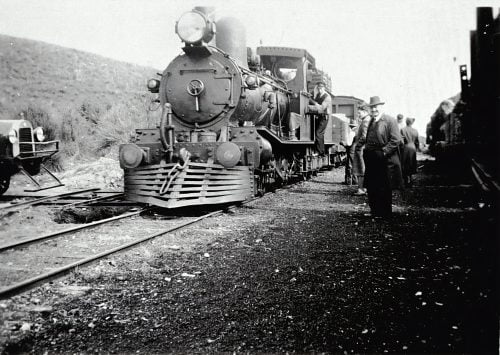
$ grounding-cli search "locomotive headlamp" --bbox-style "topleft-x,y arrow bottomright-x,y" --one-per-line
34,127 -> 45,142
147,79 -> 161,93
8,129 -> 18,144
176,10 -> 214,44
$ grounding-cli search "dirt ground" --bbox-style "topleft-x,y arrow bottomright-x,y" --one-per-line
0,157 -> 498,354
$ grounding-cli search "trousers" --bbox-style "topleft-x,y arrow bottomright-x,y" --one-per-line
344,145 -> 357,184
363,149 -> 392,217
315,116 -> 328,155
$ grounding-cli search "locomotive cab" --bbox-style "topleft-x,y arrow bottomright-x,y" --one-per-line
257,47 -> 334,142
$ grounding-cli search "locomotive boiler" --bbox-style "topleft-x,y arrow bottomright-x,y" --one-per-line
119,7 -> 355,208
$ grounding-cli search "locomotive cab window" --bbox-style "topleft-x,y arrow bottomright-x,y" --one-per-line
277,68 -> 297,82
273,59 -> 298,82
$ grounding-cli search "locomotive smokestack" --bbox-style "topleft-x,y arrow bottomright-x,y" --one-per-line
194,6 -> 215,17
216,17 -> 248,69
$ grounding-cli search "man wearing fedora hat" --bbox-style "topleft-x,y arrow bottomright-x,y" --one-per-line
363,96 -> 403,218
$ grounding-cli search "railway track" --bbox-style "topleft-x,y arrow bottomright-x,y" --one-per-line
470,158 -> 499,198
0,209 -> 146,252
0,189 -> 126,213
0,188 -> 98,211
0,171 -> 302,300
0,201 -> 248,300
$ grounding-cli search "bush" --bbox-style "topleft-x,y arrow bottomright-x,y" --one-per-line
94,103 -> 151,153
59,106 -> 98,161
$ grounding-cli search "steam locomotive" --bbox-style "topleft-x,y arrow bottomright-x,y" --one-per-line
119,7 -> 361,208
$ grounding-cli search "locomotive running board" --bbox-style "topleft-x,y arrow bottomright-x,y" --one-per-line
20,164 -> 65,192
124,162 -> 254,208
257,127 -> 314,145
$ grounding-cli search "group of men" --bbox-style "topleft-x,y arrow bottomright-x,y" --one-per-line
309,82 -> 419,219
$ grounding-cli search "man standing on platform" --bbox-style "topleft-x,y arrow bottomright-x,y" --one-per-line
363,96 -> 403,218
309,81 -> 332,155
400,117 -> 420,187
353,103 -> 371,195
342,120 -> 358,185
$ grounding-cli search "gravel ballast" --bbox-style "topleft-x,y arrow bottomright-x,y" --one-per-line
0,159 -> 497,354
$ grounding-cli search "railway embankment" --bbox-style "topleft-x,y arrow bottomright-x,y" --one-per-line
0,157 -> 497,353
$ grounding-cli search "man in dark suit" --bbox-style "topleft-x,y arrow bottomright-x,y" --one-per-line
363,96 -> 403,218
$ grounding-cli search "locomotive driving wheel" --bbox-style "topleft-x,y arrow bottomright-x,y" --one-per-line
272,156 -> 295,184
255,169 -> 273,196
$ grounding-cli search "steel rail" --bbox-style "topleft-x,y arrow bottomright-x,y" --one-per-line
471,158 -> 500,193
0,208 -> 229,300
0,208 -> 146,252
48,192 -> 125,208
471,164 -> 490,192
0,188 -> 100,212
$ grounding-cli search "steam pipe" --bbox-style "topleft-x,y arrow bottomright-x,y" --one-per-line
160,103 -> 174,162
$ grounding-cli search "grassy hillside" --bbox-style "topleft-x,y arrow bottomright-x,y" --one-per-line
0,34 -> 163,167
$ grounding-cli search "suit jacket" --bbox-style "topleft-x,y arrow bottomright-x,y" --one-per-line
365,113 -> 404,189
401,125 -> 420,149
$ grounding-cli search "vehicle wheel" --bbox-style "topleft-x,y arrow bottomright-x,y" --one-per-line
0,175 -> 10,195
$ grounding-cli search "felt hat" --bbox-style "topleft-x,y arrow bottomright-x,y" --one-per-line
368,96 -> 385,107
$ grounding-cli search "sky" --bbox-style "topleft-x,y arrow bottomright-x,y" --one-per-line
0,0 -> 498,135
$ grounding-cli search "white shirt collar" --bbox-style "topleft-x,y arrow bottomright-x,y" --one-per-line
374,112 -> 384,122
